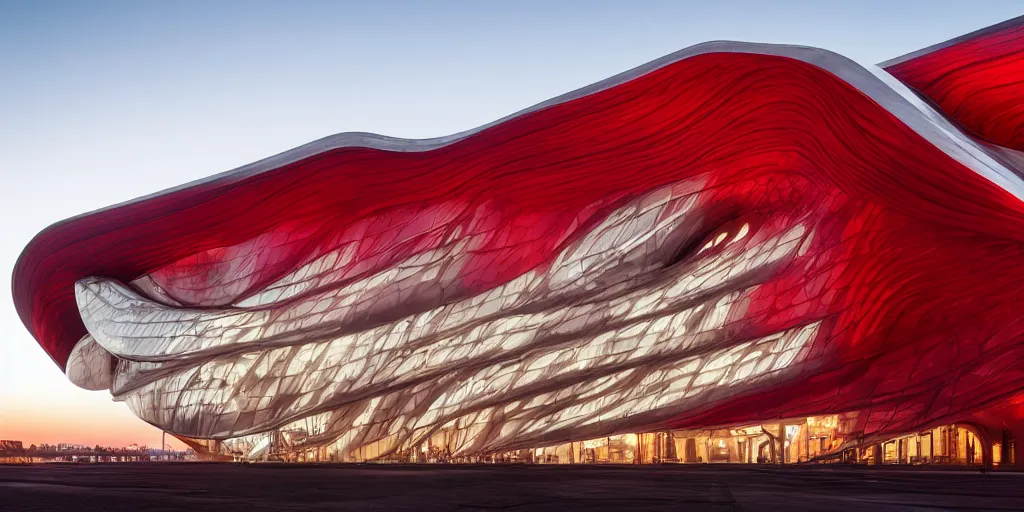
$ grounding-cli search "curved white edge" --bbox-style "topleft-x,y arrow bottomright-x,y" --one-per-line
878,15 -> 1024,69
862,63 -> 1024,201
35,35 -> 1024,447
18,39 -> 1024,375
22,39 -> 1024,245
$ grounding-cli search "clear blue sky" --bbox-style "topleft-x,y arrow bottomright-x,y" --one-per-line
1,0 -> 1021,447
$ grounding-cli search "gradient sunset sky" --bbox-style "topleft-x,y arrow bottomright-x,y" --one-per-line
1,0 -> 1021,449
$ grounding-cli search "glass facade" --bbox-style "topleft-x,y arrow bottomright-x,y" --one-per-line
13,19 -> 1024,467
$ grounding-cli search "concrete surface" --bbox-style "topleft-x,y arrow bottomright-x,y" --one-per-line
1,463 -> 1022,511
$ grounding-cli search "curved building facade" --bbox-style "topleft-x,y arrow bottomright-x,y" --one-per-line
14,17 -> 1024,464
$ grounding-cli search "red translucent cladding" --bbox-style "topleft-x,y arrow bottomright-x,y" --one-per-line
13,52 -> 1024,435
885,19 -> 1024,151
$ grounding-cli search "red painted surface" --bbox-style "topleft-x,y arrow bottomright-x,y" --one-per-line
885,20 -> 1024,152
14,47 -> 1024,436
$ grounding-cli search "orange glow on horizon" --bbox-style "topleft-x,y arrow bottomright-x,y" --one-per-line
0,402 -> 187,450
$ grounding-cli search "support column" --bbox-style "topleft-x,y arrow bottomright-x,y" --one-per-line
779,424 -> 786,464
873,444 -> 884,465
1000,430 -> 1011,467
1014,429 -> 1024,469
760,425 -> 781,464
804,426 -> 810,463
636,433 -> 642,465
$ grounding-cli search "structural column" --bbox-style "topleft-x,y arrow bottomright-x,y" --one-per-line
1014,429 -> 1024,469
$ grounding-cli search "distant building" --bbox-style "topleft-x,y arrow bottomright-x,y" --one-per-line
0,440 -> 24,452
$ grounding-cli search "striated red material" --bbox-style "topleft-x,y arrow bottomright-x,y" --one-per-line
13,24 -> 1024,441
884,17 -> 1024,151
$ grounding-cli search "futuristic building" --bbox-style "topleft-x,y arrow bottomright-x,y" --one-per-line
13,17 -> 1024,465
